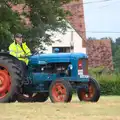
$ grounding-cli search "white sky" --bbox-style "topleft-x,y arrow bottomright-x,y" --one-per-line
83,0 -> 120,41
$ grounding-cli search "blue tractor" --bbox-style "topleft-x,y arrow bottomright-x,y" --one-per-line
0,50 -> 100,103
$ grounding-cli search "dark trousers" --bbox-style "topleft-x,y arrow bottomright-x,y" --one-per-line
19,61 -> 27,75
19,61 -> 29,84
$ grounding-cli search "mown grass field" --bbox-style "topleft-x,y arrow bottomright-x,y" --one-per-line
0,96 -> 120,120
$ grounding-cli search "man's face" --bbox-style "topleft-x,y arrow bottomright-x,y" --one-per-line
15,37 -> 23,44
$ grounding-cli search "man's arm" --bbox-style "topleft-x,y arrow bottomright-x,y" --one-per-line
9,45 -> 21,58
24,43 -> 32,56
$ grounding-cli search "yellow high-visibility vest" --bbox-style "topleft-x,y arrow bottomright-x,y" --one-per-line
9,41 -> 32,65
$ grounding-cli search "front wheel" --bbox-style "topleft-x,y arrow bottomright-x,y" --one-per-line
77,78 -> 100,102
49,80 -> 72,103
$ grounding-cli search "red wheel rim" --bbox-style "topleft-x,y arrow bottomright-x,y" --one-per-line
0,66 -> 11,99
80,83 -> 95,101
52,83 -> 67,102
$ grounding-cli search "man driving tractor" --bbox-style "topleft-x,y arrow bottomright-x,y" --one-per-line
9,33 -> 32,83
9,33 -> 31,65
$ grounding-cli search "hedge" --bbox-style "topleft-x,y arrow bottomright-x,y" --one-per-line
73,74 -> 120,95
95,74 -> 120,95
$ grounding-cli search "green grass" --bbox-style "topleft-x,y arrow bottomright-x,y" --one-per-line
0,96 -> 120,120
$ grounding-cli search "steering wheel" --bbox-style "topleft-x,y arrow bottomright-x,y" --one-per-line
25,51 -> 43,58
32,50 -> 42,55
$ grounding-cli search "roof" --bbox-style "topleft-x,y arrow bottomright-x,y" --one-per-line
62,0 -> 86,47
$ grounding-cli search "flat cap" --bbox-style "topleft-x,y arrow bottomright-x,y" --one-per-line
14,33 -> 23,38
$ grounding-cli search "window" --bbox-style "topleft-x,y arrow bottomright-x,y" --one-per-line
52,47 -> 70,53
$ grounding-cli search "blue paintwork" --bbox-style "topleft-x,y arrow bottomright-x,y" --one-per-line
24,52 -> 89,93
29,52 -> 88,64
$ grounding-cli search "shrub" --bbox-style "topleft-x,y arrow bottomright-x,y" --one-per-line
94,74 -> 120,95
89,66 -> 113,76
88,67 -> 120,95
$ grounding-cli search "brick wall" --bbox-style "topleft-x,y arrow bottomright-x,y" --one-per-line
86,40 -> 113,70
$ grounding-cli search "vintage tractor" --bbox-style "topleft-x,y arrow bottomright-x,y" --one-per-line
0,51 -> 100,103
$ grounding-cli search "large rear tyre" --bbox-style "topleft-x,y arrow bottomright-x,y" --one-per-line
0,56 -> 22,103
49,80 -> 72,103
77,78 -> 100,102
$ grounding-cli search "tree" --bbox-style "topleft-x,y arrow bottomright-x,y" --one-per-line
87,37 -> 97,40
100,37 -> 113,40
21,0 -> 72,51
0,0 -> 72,52
0,0 -> 26,51
113,47 -> 120,71
111,37 -> 120,71
116,37 -> 120,45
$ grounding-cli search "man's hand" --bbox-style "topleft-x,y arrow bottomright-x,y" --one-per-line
20,55 -> 26,58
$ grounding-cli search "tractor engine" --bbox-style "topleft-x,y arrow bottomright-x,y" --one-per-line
32,62 -> 71,77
